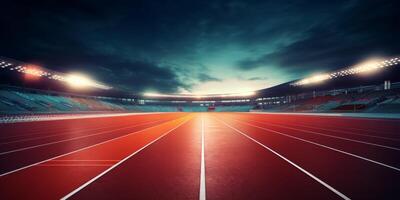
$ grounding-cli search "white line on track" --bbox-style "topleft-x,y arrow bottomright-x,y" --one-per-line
199,116 -> 206,200
281,122 -> 400,142
233,119 -> 400,172
50,160 -> 119,162
217,118 -> 351,200
0,112 -> 167,123
225,115 -> 400,142
0,126 -> 110,145
249,112 -> 400,120
250,120 -> 400,151
0,116 -> 186,177
239,113 -> 400,135
316,124 -> 398,135
0,119 -> 165,145
0,119 -> 165,155
37,164 -> 113,167
61,116 -> 191,200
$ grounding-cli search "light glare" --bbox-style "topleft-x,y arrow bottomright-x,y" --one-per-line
292,56 -> 399,86
66,74 -> 111,90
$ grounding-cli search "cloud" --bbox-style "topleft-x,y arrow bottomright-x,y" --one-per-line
247,76 -> 268,81
0,0 -> 194,93
92,59 -> 192,93
197,73 -> 222,82
1,0 -> 399,93
236,0 -> 400,76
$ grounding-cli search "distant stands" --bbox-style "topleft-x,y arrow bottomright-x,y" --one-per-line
258,84 -> 400,113
0,87 -> 125,114
2,56 -> 400,115
215,105 -> 253,112
0,86 -> 254,114
1,81 -> 400,114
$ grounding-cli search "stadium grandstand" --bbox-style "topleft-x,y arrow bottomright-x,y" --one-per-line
1,56 -> 400,115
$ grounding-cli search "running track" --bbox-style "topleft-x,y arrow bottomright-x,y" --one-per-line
0,112 -> 399,199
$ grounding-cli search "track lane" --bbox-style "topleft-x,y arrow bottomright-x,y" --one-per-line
0,113 -> 187,175
253,120 -> 400,150
0,113 -> 179,142
0,112 -> 399,199
0,120 -> 148,146
0,114 -> 192,199
241,113 -> 400,137
225,114 -> 400,169
204,113 -> 340,200
218,113 -> 400,199
270,121 -> 400,143
231,114 -> 400,147
68,115 -> 202,199
60,113 -> 345,199
0,118 -> 168,153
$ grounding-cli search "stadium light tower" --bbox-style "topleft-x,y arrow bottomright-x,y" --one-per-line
292,56 -> 399,86
65,73 -> 111,90
0,57 -> 112,90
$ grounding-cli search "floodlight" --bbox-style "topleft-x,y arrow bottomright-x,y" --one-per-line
292,56 -> 399,86
65,73 -> 111,90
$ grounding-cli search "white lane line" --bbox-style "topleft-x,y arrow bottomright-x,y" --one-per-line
0,119 -> 165,155
61,117 -> 191,200
0,122 -> 143,145
282,122 -> 400,142
249,120 -> 400,151
0,117 -> 185,177
233,119 -> 400,172
50,160 -> 119,162
217,118 -> 351,200
319,124 -> 398,135
0,112 -> 168,123
224,115 -> 400,141
37,164 -> 113,167
199,116 -> 206,200
249,112 -> 400,120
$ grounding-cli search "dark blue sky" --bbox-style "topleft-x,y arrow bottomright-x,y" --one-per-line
1,0 -> 399,94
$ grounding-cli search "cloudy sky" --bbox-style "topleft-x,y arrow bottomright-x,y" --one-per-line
1,0 -> 399,94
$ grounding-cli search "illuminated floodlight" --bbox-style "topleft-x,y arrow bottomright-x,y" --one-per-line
311,74 -> 330,82
294,74 -> 331,86
24,68 -> 43,76
0,57 -> 113,90
352,59 -> 381,74
65,73 -> 111,90
292,56 -> 399,86
22,65 -> 45,81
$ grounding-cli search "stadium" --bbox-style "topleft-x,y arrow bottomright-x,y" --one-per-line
1,1 -> 400,200
1,56 -> 400,117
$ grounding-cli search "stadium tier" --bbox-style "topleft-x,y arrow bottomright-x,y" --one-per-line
1,56 -> 400,114
0,85 -> 256,114
256,86 -> 400,113
1,82 -> 400,114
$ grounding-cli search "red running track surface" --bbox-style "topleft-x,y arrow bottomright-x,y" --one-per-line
0,112 -> 399,199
